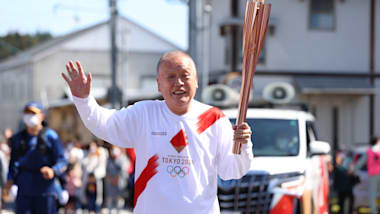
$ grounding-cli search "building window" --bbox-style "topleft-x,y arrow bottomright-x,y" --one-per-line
309,0 -> 335,30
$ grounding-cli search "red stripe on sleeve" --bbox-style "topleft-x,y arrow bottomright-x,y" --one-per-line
196,107 -> 225,134
134,155 -> 159,208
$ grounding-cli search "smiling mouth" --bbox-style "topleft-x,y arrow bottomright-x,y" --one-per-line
173,91 -> 186,95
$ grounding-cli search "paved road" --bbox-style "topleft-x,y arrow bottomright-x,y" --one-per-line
2,208 -> 133,214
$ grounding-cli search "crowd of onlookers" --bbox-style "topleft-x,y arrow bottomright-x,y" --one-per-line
0,128 -> 136,214
1,125 -> 380,214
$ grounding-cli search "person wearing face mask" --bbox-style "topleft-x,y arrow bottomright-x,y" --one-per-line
5,101 -> 67,214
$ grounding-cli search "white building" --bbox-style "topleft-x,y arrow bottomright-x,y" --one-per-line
192,0 -> 380,149
0,16 -> 181,136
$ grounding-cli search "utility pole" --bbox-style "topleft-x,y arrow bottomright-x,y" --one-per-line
189,0 -> 203,98
188,0 -> 198,59
369,0 -> 376,139
189,0 -> 212,101
109,0 -> 120,108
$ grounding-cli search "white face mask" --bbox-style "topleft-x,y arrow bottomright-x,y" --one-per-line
23,114 -> 40,128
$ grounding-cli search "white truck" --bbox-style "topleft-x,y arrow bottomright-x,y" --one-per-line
218,108 -> 331,214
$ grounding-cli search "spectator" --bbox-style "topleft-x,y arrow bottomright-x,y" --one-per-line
105,145 -> 130,214
65,163 -> 82,214
1,128 -> 12,158
84,173 -> 99,214
125,148 -> 136,208
355,136 -> 380,214
333,151 -> 356,214
69,142 -> 85,163
6,101 -> 67,214
81,142 -> 106,212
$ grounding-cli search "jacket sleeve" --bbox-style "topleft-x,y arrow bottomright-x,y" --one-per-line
72,95 -> 142,148
216,117 -> 254,180
353,154 -> 367,173
8,136 -> 18,181
47,130 -> 68,177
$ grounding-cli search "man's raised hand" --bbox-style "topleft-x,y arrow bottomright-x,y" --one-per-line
62,61 -> 92,98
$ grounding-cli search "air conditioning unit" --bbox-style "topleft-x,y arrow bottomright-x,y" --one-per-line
262,82 -> 295,104
201,84 -> 241,107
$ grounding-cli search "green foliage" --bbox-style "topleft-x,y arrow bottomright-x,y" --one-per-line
0,32 -> 53,61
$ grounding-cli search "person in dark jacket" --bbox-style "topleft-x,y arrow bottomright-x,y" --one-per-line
5,101 -> 67,214
333,151 -> 358,214
85,173 -> 98,214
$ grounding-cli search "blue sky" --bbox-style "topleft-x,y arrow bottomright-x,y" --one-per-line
0,0 -> 188,49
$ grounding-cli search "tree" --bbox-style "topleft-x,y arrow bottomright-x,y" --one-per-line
0,32 -> 53,61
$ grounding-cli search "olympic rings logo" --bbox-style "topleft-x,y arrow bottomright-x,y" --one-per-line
167,165 -> 190,178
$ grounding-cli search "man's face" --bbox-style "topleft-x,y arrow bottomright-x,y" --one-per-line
157,55 -> 198,115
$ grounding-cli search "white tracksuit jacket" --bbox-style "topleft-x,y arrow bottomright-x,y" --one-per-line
73,96 -> 253,214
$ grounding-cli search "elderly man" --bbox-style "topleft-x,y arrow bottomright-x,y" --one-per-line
62,51 -> 254,214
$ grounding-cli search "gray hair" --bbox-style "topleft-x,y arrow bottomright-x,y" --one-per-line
156,51 -> 195,75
